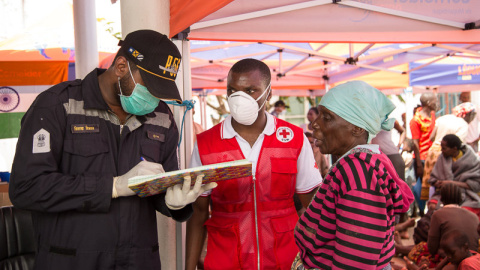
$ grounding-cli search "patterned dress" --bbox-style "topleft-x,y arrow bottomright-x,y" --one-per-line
293,146 -> 413,270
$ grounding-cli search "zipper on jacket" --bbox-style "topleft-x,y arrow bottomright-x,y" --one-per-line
106,110 -> 122,135
253,175 -> 260,270
120,115 -> 134,135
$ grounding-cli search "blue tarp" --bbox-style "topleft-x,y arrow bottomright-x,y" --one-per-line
410,62 -> 480,86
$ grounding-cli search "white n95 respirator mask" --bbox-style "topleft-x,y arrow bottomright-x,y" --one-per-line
227,83 -> 271,125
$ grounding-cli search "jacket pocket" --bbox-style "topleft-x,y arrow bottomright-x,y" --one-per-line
204,217 -> 242,270
63,138 -> 109,174
271,158 -> 297,199
63,138 -> 109,157
140,141 -> 162,163
271,213 -> 299,269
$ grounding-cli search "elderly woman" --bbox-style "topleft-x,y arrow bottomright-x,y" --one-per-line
293,81 -> 414,270
429,134 -> 480,219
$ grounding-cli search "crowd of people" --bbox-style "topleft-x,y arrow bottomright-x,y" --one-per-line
381,93 -> 480,269
8,29 -> 480,270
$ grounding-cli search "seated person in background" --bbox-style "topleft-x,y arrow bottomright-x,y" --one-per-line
441,230 -> 480,270
429,134 -> 480,219
422,102 -> 476,202
270,99 -> 288,117
402,184 -> 479,270
428,183 -> 479,257
305,131 -> 329,177
394,199 -> 439,266
413,199 -> 438,245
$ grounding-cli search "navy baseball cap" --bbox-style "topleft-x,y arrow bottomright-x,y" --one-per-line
118,30 -> 182,103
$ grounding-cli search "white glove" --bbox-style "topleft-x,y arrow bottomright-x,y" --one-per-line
113,161 -> 165,198
165,174 -> 217,210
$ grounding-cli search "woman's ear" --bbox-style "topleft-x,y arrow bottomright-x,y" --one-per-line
351,125 -> 366,138
113,56 -> 128,78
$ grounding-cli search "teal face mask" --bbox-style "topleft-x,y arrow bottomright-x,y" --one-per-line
118,62 -> 160,115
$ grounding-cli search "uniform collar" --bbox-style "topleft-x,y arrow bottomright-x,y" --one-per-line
81,68 -> 111,111
221,112 -> 276,139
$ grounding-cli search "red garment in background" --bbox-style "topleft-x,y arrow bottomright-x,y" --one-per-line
410,108 -> 435,160
458,251 -> 480,270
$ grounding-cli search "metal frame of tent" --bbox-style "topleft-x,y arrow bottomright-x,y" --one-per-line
188,41 -> 480,96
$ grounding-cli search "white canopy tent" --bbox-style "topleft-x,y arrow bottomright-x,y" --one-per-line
187,0 -> 480,43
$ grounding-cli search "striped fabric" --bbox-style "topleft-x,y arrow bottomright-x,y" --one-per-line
294,147 -> 413,270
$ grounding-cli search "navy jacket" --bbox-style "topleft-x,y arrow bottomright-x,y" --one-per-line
9,69 -> 191,270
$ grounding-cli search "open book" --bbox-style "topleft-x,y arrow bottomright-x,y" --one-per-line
128,159 -> 252,197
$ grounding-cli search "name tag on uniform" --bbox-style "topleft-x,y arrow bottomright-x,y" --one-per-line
147,130 -> 165,142
71,124 -> 99,133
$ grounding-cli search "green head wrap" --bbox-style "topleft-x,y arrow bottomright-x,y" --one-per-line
319,81 -> 396,143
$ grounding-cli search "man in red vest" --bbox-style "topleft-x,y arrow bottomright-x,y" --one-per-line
185,59 -> 322,270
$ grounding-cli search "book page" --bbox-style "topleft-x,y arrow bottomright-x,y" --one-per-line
128,159 -> 252,197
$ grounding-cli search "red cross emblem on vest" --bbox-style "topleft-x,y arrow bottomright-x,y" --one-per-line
276,127 -> 294,143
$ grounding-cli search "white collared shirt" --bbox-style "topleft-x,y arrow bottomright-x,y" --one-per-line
190,112 -> 323,196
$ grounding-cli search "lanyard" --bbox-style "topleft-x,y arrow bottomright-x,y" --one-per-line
164,99 -> 196,148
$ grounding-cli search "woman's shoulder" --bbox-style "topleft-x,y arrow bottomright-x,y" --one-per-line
331,151 -> 384,189
433,206 -> 474,217
339,148 -> 386,171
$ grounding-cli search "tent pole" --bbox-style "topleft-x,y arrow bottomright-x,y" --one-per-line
172,36 -> 193,270
201,90 -> 207,130
404,87 -> 414,138
72,0 -> 98,79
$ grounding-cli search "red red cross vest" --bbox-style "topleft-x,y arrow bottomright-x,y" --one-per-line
197,117 -> 304,270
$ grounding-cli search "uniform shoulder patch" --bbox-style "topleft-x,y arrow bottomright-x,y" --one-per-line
33,128 -> 50,153
276,126 -> 294,143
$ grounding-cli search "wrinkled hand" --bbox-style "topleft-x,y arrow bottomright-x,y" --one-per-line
434,180 -> 443,189
165,174 -> 217,210
113,161 -> 165,198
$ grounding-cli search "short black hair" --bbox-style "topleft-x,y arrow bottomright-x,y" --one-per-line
309,107 -> 319,114
442,134 -> 462,149
403,138 -> 414,151
274,100 -> 286,107
440,182 -> 463,205
420,93 -> 436,106
229,58 -> 271,86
